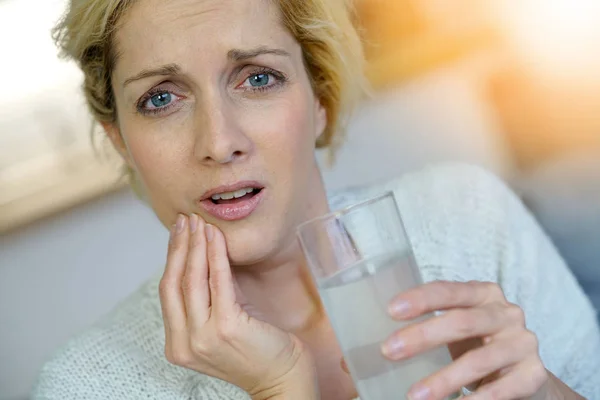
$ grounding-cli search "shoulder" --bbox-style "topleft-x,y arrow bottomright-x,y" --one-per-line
32,277 -> 248,400
384,162 -> 519,221
331,163 -> 523,283
330,163 -> 517,220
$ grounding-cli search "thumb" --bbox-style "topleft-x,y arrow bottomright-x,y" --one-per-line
232,273 -> 249,309
231,273 -> 266,321
340,358 -> 359,400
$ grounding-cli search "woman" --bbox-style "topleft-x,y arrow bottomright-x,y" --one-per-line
33,0 -> 600,399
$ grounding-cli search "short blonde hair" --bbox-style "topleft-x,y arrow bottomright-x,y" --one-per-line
53,0 -> 365,183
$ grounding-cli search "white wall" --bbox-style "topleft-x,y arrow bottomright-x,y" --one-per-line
0,189 -> 169,400
0,62 -> 511,400
317,59 -> 514,189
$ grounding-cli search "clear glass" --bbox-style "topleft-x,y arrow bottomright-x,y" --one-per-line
297,192 -> 459,400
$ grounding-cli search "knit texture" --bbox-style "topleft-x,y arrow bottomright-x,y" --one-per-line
32,164 -> 600,399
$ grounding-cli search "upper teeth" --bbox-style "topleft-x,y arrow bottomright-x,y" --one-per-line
211,188 -> 254,201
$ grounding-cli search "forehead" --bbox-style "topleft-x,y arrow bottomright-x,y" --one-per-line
112,0 -> 297,77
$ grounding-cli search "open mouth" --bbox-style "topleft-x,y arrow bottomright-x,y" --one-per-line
210,188 -> 263,205
199,182 -> 266,221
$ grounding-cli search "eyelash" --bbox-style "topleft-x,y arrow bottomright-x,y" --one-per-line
238,67 -> 287,93
136,67 -> 288,116
136,88 -> 182,116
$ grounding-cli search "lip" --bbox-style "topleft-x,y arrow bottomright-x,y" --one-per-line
198,181 -> 265,222
199,181 -> 265,201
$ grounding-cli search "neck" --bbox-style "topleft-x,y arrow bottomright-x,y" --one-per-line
235,243 -> 323,332
234,167 -> 330,333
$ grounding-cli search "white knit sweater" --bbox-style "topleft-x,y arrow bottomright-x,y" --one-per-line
32,164 -> 600,399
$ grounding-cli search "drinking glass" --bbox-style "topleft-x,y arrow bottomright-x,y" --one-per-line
297,192 -> 459,400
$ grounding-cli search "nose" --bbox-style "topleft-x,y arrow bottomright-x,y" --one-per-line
193,93 -> 252,165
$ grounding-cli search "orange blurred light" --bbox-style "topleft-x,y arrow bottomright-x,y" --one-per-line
499,0 -> 600,80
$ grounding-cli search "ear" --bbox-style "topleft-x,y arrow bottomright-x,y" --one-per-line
314,98 -> 328,141
101,121 -> 133,167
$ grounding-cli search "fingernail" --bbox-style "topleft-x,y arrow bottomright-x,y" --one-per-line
190,214 -> 199,233
205,224 -> 214,242
176,214 -> 186,234
389,300 -> 411,318
382,337 -> 405,358
408,384 -> 431,400
341,358 -> 350,374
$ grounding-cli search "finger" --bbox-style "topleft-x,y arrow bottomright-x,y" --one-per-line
388,281 -> 507,320
182,214 -> 211,328
206,224 -> 236,315
407,332 -> 540,400
382,304 -> 512,361
159,215 -> 190,337
466,358 -> 548,400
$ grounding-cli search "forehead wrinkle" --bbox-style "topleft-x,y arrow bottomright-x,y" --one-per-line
111,0 -> 297,85
160,3 -> 220,26
111,0 -> 220,72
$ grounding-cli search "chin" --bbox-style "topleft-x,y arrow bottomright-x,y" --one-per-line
225,233 -> 280,266
220,222 -> 294,267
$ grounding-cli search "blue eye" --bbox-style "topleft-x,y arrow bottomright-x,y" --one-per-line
150,92 -> 172,108
137,88 -> 184,116
249,73 -> 270,87
238,69 -> 287,92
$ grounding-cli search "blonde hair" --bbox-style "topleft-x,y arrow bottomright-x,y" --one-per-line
53,0 -> 365,186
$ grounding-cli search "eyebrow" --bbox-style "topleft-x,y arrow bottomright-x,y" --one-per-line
123,64 -> 182,87
122,47 -> 290,88
227,47 -> 291,61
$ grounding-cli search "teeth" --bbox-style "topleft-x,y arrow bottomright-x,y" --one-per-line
211,187 -> 254,201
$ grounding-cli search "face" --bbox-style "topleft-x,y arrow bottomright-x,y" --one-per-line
106,0 -> 328,265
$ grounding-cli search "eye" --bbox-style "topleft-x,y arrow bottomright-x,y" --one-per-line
236,68 -> 287,93
240,72 -> 278,90
248,73 -> 271,87
137,89 -> 185,116
146,92 -> 173,109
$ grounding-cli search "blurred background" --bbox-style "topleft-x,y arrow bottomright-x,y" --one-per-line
1,0 -> 600,398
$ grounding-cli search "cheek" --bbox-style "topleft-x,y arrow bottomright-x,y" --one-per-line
120,118 -> 190,207
241,90 -> 316,165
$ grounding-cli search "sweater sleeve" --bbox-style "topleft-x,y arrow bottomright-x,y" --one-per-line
401,164 -> 600,399
31,338 -> 250,400
31,279 -> 251,400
